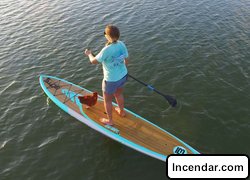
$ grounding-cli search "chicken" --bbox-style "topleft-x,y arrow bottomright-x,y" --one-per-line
78,92 -> 98,108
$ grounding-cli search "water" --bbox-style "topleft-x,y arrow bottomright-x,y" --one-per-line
0,0 -> 249,179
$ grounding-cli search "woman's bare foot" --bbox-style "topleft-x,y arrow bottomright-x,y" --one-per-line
115,107 -> 125,117
100,118 -> 113,126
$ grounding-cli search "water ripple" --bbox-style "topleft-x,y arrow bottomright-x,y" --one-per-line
38,132 -> 64,149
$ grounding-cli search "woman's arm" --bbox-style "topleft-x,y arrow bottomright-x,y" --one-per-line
85,49 -> 98,64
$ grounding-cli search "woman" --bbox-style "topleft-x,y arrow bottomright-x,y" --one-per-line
84,25 -> 129,126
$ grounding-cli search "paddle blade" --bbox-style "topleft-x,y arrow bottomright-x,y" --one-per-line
165,95 -> 177,107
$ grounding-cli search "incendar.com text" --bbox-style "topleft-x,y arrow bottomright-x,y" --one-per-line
173,163 -> 244,172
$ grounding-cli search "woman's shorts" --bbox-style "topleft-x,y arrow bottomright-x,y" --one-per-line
102,74 -> 128,94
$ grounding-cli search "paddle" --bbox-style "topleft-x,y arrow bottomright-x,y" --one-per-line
128,74 -> 177,107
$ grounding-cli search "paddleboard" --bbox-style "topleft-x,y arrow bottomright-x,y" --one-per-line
39,75 -> 200,161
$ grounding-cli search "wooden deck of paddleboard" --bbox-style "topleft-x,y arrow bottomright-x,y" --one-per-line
43,77 -> 194,156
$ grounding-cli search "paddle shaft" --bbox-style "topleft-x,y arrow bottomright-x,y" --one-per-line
128,74 -> 155,90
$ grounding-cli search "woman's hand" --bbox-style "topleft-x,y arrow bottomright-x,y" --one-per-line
84,49 -> 92,56
84,49 -> 98,64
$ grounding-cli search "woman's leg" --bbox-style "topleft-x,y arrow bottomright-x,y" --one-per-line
102,91 -> 114,125
114,87 -> 125,117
